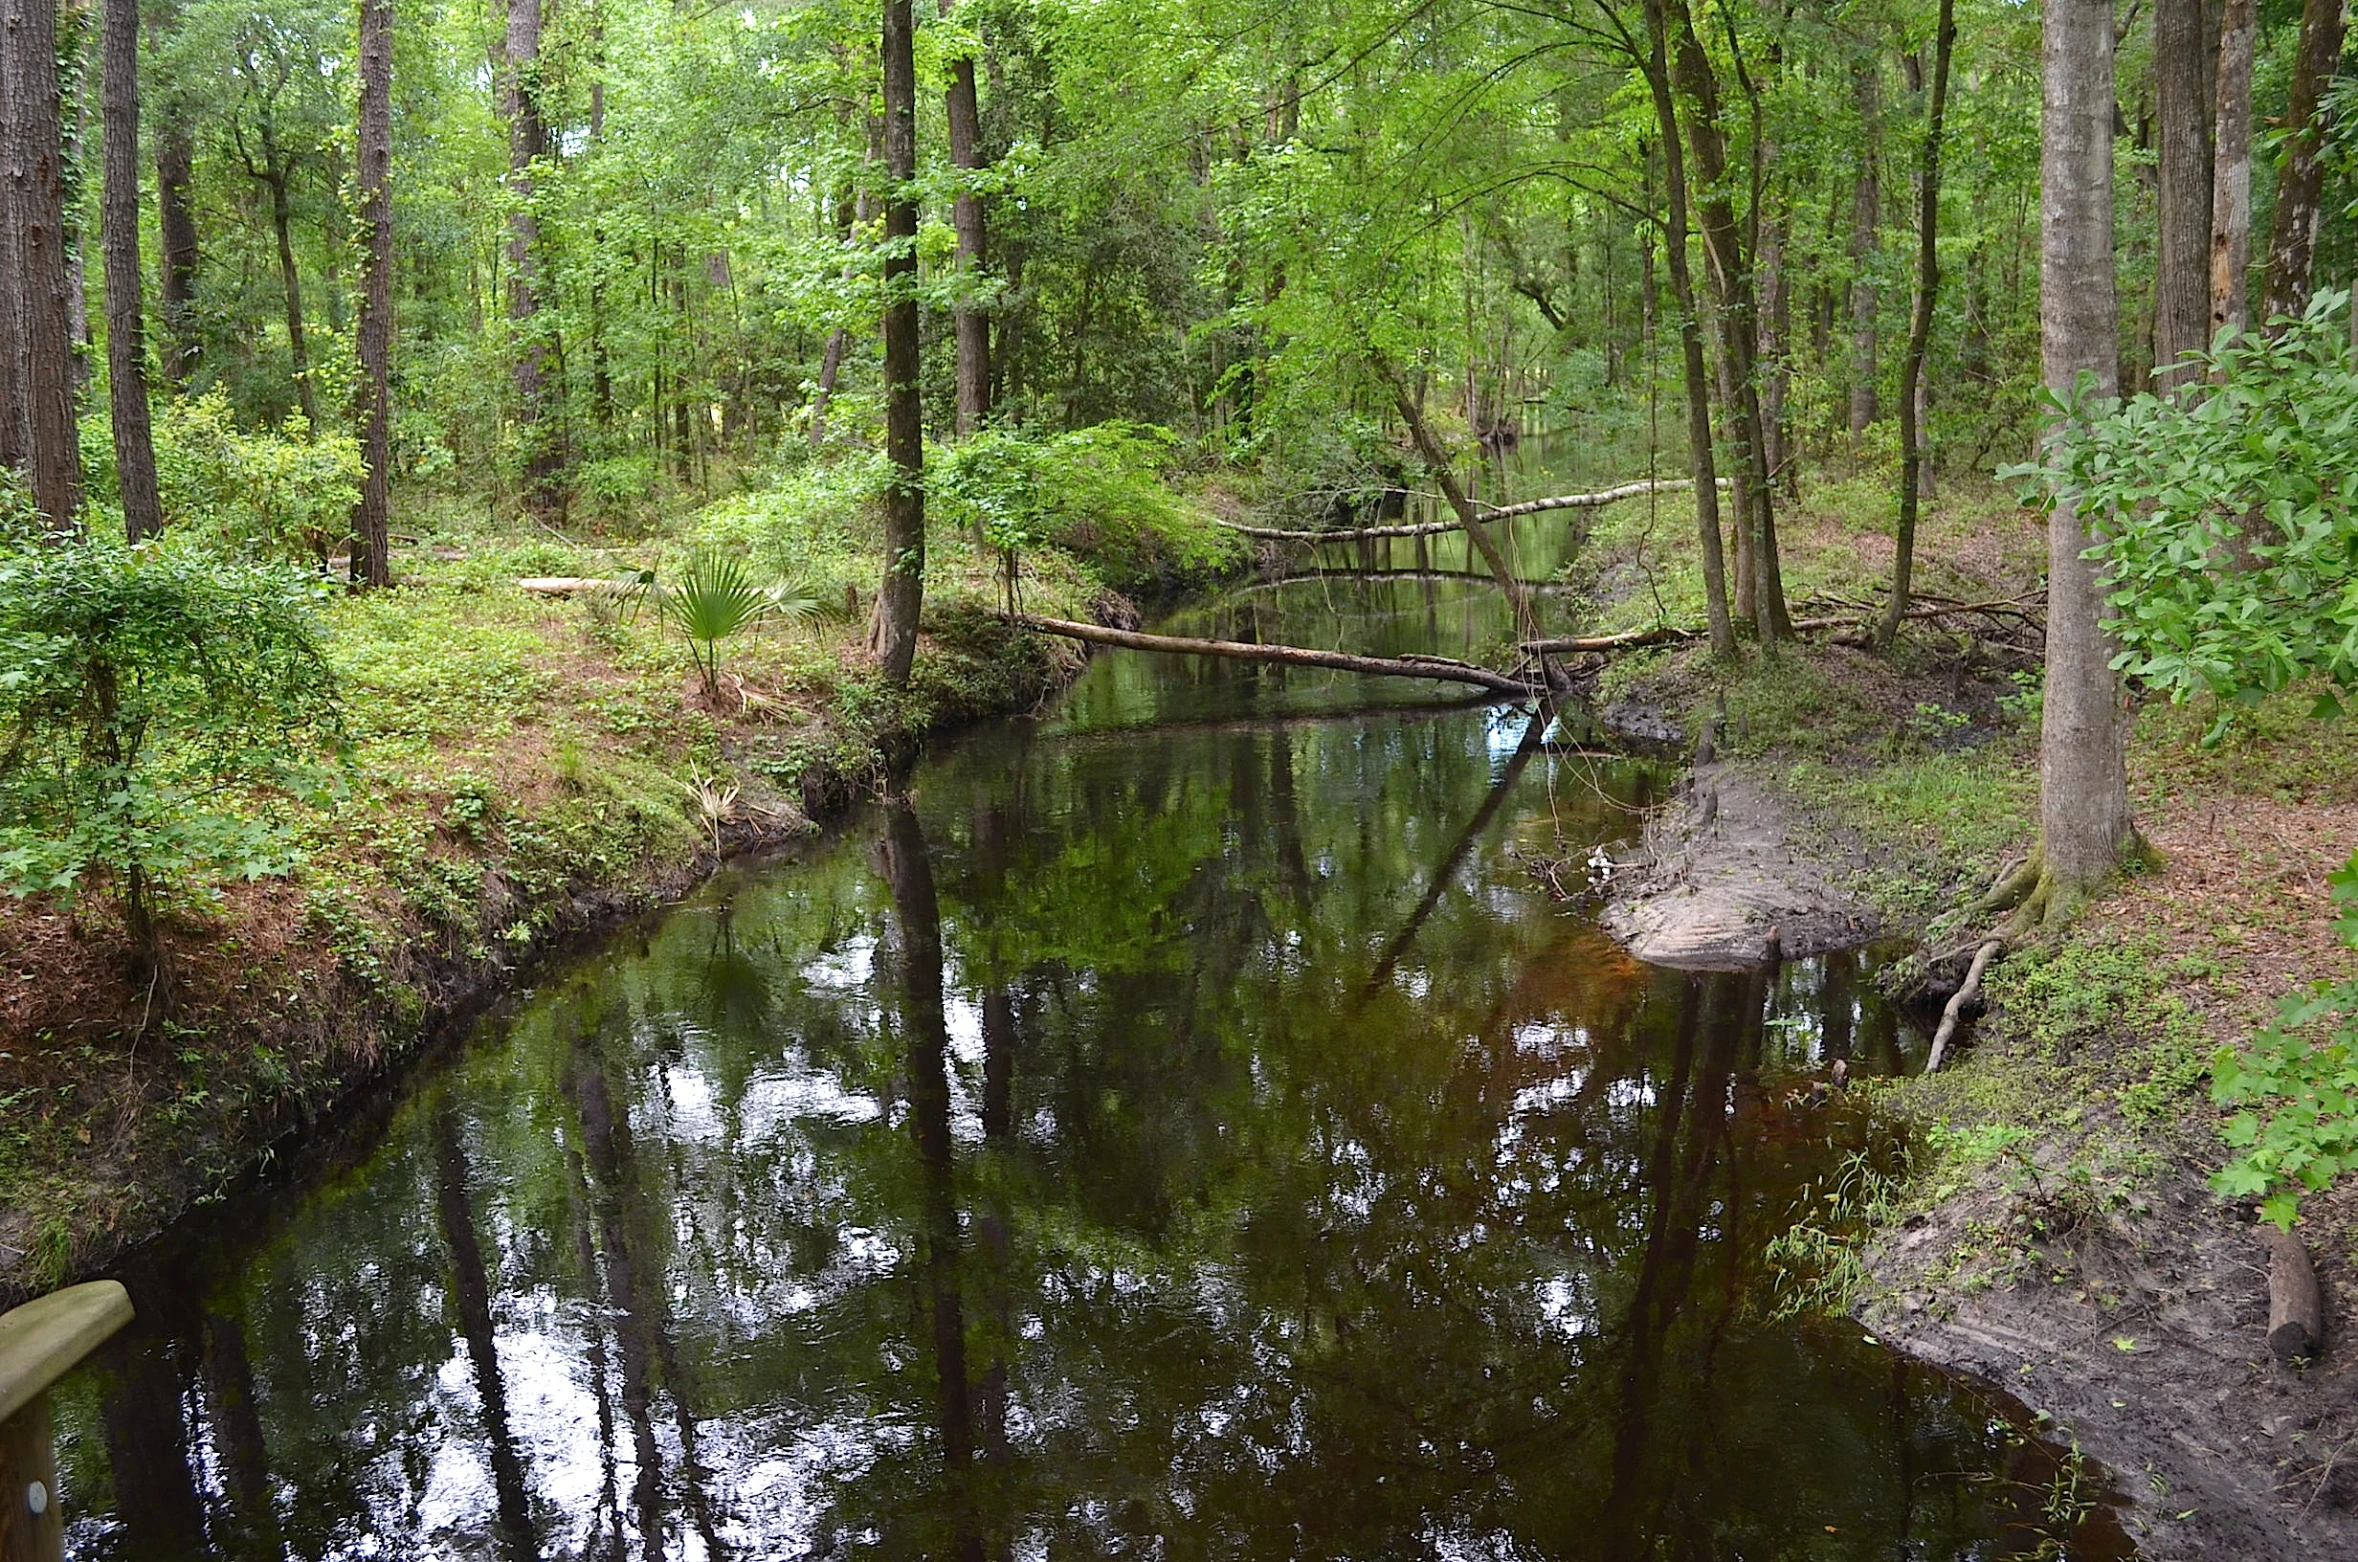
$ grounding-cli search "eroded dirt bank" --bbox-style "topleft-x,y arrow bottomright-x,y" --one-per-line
1596,687 -> 2358,1558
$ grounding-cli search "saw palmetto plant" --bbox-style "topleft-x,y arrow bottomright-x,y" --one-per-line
645,552 -> 819,701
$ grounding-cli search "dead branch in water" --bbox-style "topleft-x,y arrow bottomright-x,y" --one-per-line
1218,478 -> 1717,543
1006,613 -> 1536,696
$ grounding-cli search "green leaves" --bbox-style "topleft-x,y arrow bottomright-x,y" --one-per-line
2040,292 -> 2358,718
2207,849 -> 2358,1228
0,535 -> 346,952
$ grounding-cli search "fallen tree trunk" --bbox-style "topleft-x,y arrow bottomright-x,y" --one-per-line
1219,479 -> 1716,543
1007,613 -> 1534,696
517,576 -> 632,596
1522,596 -> 2042,655
2264,1225 -> 2324,1361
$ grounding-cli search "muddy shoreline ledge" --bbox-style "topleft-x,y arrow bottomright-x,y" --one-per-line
1602,753 -> 2358,1560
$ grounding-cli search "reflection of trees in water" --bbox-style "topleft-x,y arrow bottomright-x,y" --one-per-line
53,700 -> 2088,1559
432,1104 -> 539,1562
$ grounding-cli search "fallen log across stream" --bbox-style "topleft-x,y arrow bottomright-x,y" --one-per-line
1005,614 -> 1537,696
1218,478 -> 1720,543
1520,595 -> 2044,654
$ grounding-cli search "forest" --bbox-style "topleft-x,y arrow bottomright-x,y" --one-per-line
4,0 -> 2358,1553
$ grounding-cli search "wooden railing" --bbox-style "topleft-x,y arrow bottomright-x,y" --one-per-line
0,1283 -> 134,1562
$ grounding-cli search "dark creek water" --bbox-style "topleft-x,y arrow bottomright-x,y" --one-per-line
51,561 -> 2132,1559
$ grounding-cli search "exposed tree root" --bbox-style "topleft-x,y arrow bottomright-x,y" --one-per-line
1927,937 -> 2002,1072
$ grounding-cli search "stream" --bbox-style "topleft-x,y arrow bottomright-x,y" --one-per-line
47,471 -> 2132,1559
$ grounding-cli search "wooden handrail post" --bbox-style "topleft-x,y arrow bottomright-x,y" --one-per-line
0,1282 -> 136,1562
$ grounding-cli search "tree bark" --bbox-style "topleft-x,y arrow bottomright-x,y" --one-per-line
1666,0 -> 1790,642
1634,1 -> 1735,657
350,0 -> 393,587
2037,0 -> 2135,915
100,0 -> 159,542
0,0 -> 28,473
2208,0 -> 2256,354
261,152 -> 319,428
2154,0 -> 2213,390
1880,0 -> 1954,648
6,0 -> 84,530
2260,0 -> 2345,324
505,0 -> 559,518
1371,350 -> 1536,641
870,0 -> 925,684
941,0 -> 989,437
1848,59 -> 1880,457
154,113 -> 198,384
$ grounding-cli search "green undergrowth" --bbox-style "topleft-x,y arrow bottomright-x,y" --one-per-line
1,455 -> 1210,1295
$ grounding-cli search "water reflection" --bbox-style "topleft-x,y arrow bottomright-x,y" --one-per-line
52,646 -> 2125,1559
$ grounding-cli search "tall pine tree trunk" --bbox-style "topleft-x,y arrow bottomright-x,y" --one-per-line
0,0 -> 27,474
151,4 -> 198,384
101,0 -> 159,542
2261,0 -> 2344,323
2034,0 -> 2135,917
2154,0 -> 2213,390
6,0 -> 83,530
350,0 -> 393,587
505,0 -> 560,518
941,0 -> 989,437
870,0 -> 925,685
1847,60 -> 1880,459
1878,0 -> 1954,648
2209,0 -> 2256,353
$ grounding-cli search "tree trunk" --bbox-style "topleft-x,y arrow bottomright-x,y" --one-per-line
262,155 -> 319,429
1635,3 -> 1735,658
1667,0 -> 1790,642
2036,0 -> 2135,916
2154,0 -> 2213,390
350,0 -> 393,587
1879,0 -> 1954,648
2261,0 -> 2345,324
505,0 -> 560,518
2209,0 -> 2256,354
1372,351 -> 1536,642
0,0 -> 29,473
1848,60 -> 1880,457
100,0 -> 158,543
942,0 -> 989,437
870,0 -> 925,685
7,0 -> 83,530
154,112 -> 198,384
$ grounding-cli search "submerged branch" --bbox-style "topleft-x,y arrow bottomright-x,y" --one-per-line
1006,613 -> 1536,696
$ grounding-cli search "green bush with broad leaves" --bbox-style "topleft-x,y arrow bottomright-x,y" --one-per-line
931,422 -> 1242,596
2040,291 -> 2358,1227
152,390 -> 365,567
0,537 -> 346,975
2211,864 -> 2358,1228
